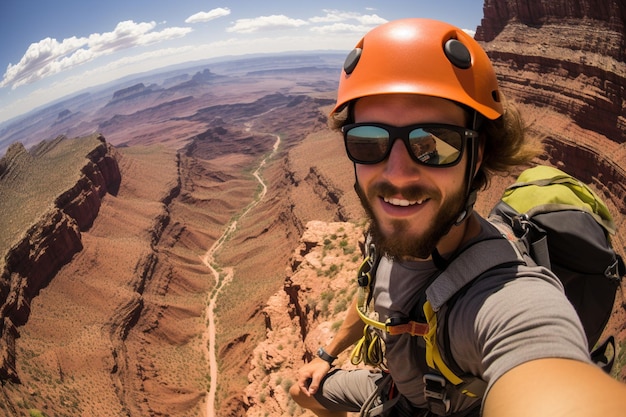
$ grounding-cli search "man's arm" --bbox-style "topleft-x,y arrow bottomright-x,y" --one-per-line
323,296 -> 367,356
296,296 -> 365,396
484,358 -> 626,416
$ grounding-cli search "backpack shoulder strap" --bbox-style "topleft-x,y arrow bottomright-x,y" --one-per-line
426,235 -> 524,312
421,231 -> 527,408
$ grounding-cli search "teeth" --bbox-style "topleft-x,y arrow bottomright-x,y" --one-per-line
384,197 -> 425,207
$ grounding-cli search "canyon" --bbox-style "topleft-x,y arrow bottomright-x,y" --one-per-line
0,1 -> 624,416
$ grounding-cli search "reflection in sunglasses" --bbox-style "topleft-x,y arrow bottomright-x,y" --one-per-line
342,123 -> 477,167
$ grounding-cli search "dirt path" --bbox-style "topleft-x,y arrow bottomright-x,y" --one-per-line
200,134 -> 280,417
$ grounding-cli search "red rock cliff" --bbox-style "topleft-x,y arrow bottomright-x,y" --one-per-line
475,0 -> 626,218
0,134 -> 121,381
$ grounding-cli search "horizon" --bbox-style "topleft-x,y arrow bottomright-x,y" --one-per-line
0,1 -> 484,125
0,50 -> 345,129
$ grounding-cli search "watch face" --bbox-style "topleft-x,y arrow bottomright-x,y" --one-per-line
318,347 -> 335,364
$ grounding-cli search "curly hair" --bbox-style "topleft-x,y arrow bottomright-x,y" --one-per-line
472,98 -> 540,190
328,95 -> 540,191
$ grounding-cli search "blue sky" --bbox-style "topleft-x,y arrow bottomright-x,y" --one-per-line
0,0 -> 484,124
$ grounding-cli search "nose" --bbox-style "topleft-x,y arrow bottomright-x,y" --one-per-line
383,138 -> 421,181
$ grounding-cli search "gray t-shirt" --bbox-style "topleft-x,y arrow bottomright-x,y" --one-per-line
372,216 -> 590,412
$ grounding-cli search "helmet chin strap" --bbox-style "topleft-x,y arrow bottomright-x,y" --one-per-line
454,110 -> 483,226
453,137 -> 479,225
434,134 -> 479,269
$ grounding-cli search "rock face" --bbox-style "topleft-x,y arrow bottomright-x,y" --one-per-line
477,0 -> 625,45
475,0 -> 626,221
244,221 -> 364,417
0,135 -> 121,381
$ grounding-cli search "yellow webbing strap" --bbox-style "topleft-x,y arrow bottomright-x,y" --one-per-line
423,301 -> 481,398
350,324 -> 384,367
356,292 -> 386,332
356,256 -> 386,332
423,300 -> 464,386
355,256 -> 429,336
356,299 -> 430,336
355,254 -> 483,398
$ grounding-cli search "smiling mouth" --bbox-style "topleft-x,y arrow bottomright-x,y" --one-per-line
383,197 -> 428,207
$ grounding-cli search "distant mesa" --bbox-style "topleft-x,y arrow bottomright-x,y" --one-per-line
191,68 -> 217,83
57,109 -> 72,120
104,69 -> 221,108
167,68 -> 225,92
106,82 -> 161,106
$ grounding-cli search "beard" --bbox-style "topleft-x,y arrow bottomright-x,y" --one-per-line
355,179 -> 466,260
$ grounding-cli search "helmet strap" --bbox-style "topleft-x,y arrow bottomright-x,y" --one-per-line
454,110 -> 482,225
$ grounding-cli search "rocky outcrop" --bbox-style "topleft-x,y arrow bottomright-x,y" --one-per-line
244,221 -> 364,416
477,0 -> 625,49
475,0 -> 626,217
304,167 -> 349,222
0,135 -> 121,381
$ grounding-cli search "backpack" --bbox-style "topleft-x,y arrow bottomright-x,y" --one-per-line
352,165 -> 625,416
489,165 -> 623,350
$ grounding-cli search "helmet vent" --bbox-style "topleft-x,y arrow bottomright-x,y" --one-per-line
343,48 -> 362,74
444,39 -> 471,69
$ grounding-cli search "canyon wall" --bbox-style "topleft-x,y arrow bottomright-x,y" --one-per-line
0,135 -> 121,382
476,0 -> 626,220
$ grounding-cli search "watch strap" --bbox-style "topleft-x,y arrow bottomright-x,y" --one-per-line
317,347 -> 337,365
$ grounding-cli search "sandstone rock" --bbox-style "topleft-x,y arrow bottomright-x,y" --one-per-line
244,221 -> 364,416
0,135 -> 121,382
476,1 -> 626,216
475,0 -> 626,274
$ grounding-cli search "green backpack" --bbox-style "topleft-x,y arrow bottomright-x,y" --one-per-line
353,165 -> 625,415
490,165 -> 623,349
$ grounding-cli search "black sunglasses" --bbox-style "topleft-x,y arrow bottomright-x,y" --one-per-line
342,123 -> 478,166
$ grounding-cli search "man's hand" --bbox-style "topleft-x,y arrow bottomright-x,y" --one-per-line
296,357 -> 332,396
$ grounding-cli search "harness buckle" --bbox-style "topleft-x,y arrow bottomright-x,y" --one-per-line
423,374 -> 451,414
385,316 -> 409,327
385,317 -> 430,336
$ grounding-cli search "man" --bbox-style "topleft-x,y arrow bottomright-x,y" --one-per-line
289,18 -> 626,417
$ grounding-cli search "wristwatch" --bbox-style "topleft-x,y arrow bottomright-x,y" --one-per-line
317,347 -> 337,366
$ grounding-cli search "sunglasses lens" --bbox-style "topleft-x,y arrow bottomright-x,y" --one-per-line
344,124 -> 468,166
345,125 -> 390,163
409,127 -> 463,166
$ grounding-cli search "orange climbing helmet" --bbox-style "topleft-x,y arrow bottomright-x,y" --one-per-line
331,18 -> 503,120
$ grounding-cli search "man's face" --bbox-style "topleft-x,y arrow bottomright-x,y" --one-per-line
353,94 -> 474,259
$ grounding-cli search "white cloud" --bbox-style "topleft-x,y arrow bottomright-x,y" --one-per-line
308,10 -> 386,35
227,15 -> 308,33
309,9 -> 387,25
356,14 -> 387,25
309,9 -> 347,23
1,20 -> 192,89
1,36 -> 87,88
310,23 -> 375,34
185,7 -> 231,24
140,26 -> 193,45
